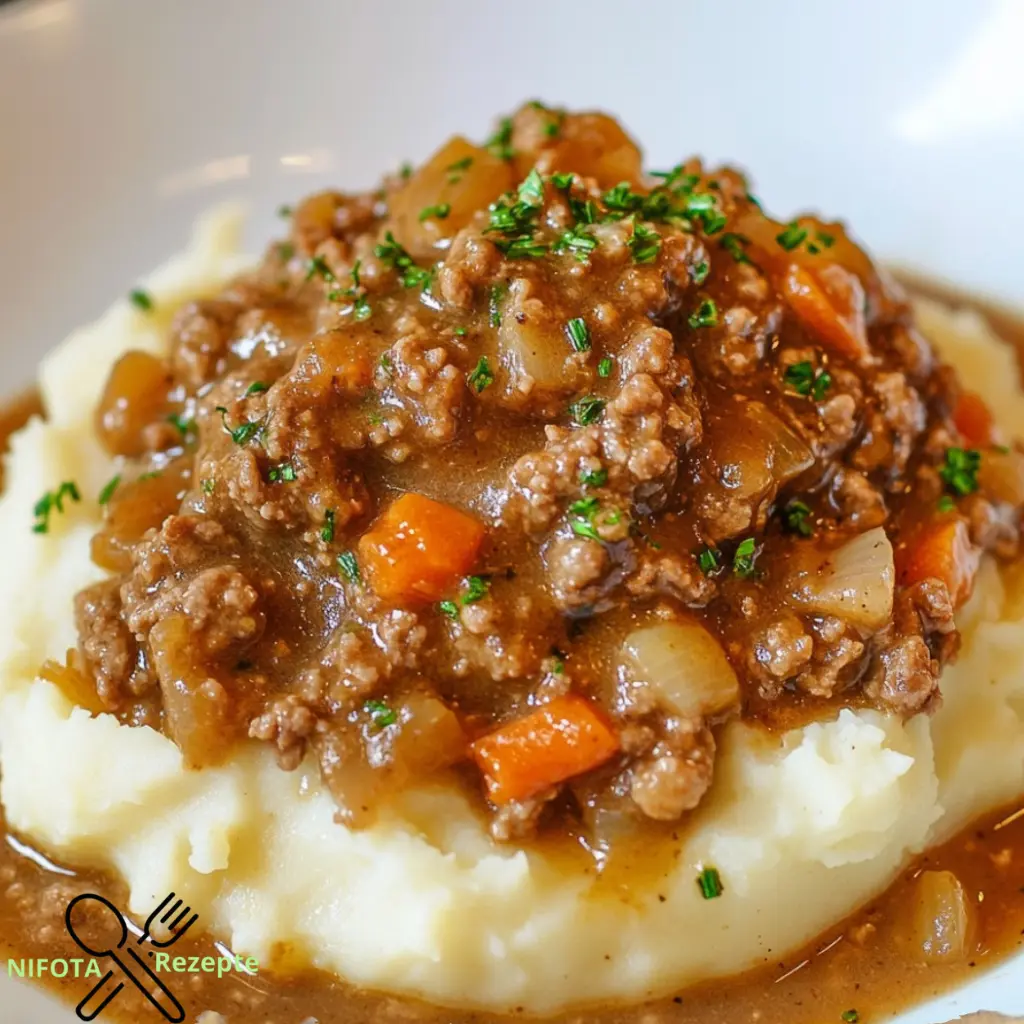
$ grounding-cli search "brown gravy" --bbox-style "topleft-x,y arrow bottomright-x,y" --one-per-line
1,290 -> 1022,1022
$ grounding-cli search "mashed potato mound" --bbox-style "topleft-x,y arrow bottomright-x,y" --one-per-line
1,214 -> 1022,1013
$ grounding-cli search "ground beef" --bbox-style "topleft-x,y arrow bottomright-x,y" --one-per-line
74,580 -> 148,707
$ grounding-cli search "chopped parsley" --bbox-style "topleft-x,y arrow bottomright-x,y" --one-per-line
467,356 -> 495,393
580,467 -> 608,487
201,478 -> 215,495
776,222 -> 808,251
691,260 -> 710,285
518,168 -> 545,205
267,461 -> 297,483
305,254 -> 336,283
244,381 -> 269,398
733,537 -> 758,578
453,326 -> 468,337
374,231 -> 431,289
784,361 -> 831,400
98,475 -> 121,506
439,600 -> 460,619
688,298 -> 719,329
276,241 -> 295,262
551,171 -> 575,190
628,221 -> 661,264
446,155 -> 473,183
697,546 -> 721,574
215,406 -> 265,447
167,412 -> 195,439
461,575 -> 490,605
129,288 -> 154,312
569,395 -> 606,426
566,317 -> 591,352
937,494 -> 956,513
720,232 -> 752,264
940,447 -> 981,496
782,500 -> 814,537
553,225 -> 597,261
597,357 -> 613,378
32,481 -> 80,534
841,1013 -> 859,1024
364,699 -> 397,729
489,283 -> 507,328
419,202 -> 451,222
399,162 -> 413,180
697,866 -> 724,900
485,117 -> 515,161
337,550 -> 361,584
486,173 -> 546,259
320,509 -> 335,543
277,204 -> 293,218
569,496 -> 602,541
329,258 -> 372,320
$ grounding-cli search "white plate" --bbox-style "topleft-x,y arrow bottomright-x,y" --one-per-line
1,0 -> 1022,1020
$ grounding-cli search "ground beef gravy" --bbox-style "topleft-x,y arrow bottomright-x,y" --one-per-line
3,99 -> 1024,1020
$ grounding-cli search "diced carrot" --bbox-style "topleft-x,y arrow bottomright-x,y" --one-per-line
953,390 -> 996,448
783,263 -> 869,362
897,518 -> 980,606
470,694 -> 620,805
358,493 -> 486,602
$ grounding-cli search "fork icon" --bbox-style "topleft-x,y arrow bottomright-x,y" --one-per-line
139,892 -> 198,947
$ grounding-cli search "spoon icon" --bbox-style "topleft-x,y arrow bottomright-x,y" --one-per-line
65,893 -> 186,1023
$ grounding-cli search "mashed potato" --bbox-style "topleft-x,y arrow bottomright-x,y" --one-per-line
1,213 -> 1022,1013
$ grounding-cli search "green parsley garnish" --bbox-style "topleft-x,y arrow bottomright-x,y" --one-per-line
776,222 -> 808,251
446,155 -> 474,183
453,327 -> 468,337
566,317 -> 591,352
551,171 -> 575,190
439,600 -> 460,619
215,406 -> 265,447
485,117 -> 515,161
688,298 -> 719,329
129,288 -> 154,312
467,356 -> 495,393
489,283 -> 507,328
399,162 -> 413,180
419,202 -> 451,222
784,361 -> 831,399
782,500 -> 814,537
691,260 -> 710,285
461,575 -> 490,605
553,225 -> 597,261
580,467 -> 608,487
277,204 -> 293,218
98,475 -> 121,506
320,509 -> 335,543
276,242 -> 295,262
569,396 -> 606,426
167,412 -> 195,439
720,232 -> 752,264
486,173 -> 547,259
337,550 -> 361,584
733,537 -> 758,578
518,168 -> 545,205
697,546 -> 721,574
940,447 -> 981,496
628,222 -> 661,264
244,381 -> 269,398
201,478 -> 215,495
374,231 -> 431,289
841,1012 -> 859,1024
364,699 -> 397,729
569,496 -> 602,541
267,461 -> 297,483
597,357 -> 613,378
937,495 -> 956,513
305,254 -> 335,283
32,481 -> 80,534
697,866 -> 724,900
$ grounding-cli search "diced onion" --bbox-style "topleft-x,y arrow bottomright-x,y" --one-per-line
788,526 -> 894,631
909,870 -> 974,963
620,620 -> 740,720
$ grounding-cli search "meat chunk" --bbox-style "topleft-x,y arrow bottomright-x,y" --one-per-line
74,580 -> 148,707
